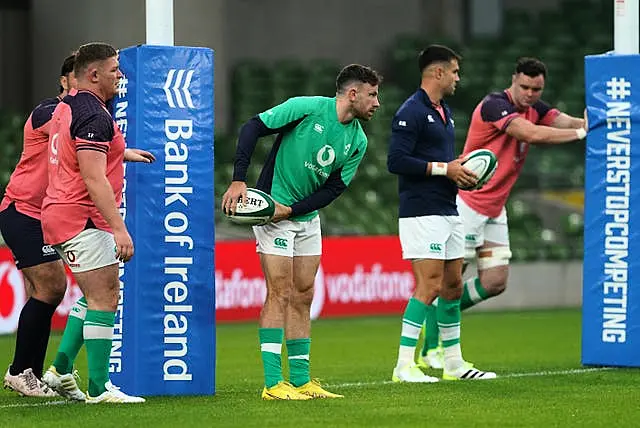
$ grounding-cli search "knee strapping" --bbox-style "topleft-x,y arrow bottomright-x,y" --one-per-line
477,246 -> 512,270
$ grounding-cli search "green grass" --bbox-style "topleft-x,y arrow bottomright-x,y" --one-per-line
2,309 -> 639,427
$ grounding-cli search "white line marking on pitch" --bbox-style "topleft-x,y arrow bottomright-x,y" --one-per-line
328,367 -> 615,388
503,367 -> 613,378
0,399 -> 69,409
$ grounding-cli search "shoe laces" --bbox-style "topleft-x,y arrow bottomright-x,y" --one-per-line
38,379 -> 55,395
19,369 -> 39,391
105,381 -> 121,391
105,381 -> 134,399
268,381 -> 298,399
19,369 -> 54,394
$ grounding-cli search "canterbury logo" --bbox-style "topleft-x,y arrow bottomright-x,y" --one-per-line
163,69 -> 195,108
274,238 -> 288,248
429,243 -> 442,252
41,245 -> 55,255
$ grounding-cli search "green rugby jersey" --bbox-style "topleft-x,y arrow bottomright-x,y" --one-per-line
257,96 -> 368,221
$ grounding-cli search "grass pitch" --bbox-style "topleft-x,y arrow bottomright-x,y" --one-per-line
1,309 -> 638,427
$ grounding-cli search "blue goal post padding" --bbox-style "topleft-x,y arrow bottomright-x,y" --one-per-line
583,53 -> 640,367
110,45 -> 216,395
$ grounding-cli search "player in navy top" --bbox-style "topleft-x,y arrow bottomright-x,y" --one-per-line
388,88 -> 463,217
387,45 -> 495,382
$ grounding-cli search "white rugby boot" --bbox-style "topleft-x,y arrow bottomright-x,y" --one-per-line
4,367 -> 58,397
392,363 -> 439,383
86,381 -> 145,404
42,365 -> 86,401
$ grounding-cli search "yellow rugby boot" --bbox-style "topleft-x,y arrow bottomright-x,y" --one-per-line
261,381 -> 312,400
295,379 -> 344,399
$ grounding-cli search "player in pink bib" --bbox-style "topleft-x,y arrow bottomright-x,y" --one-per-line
0,55 -> 76,397
40,43 -> 152,404
1,52 -> 153,398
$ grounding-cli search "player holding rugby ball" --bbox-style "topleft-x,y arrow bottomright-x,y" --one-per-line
419,57 -> 588,369
387,44 -> 496,382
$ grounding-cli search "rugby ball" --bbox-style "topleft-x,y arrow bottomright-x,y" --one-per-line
226,188 -> 276,226
459,149 -> 498,190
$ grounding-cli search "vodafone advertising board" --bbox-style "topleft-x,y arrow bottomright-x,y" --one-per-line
0,236 -> 414,332
0,246 -> 82,334
216,236 -> 414,321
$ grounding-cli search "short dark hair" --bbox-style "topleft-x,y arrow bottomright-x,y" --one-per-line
515,57 -> 547,78
60,54 -> 76,76
336,64 -> 382,94
418,44 -> 461,73
58,53 -> 76,94
74,42 -> 118,75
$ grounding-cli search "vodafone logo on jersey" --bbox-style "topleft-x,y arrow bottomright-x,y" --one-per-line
0,255 -> 26,334
49,133 -> 59,165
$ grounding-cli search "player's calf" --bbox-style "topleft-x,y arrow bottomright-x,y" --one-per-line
477,267 -> 509,297
460,246 -> 509,310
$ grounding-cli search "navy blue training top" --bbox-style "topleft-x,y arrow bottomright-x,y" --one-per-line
387,88 -> 457,218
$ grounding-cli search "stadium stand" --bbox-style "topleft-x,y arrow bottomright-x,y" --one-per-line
1,0 -> 614,259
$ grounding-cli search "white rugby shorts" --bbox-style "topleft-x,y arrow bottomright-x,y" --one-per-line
399,215 -> 464,260
253,216 -> 322,257
54,228 -> 119,273
457,195 -> 510,258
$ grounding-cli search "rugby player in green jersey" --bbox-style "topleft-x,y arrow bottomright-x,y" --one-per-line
222,64 -> 381,400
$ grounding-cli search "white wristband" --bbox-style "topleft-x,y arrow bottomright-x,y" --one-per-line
431,162 -> 448,176
575,128 -> 587,140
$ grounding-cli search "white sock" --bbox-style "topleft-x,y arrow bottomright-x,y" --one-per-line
439,322 -> 463,372
443,343 -> 464,372
397,346 -> 416,368
397,320 -> 421,367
